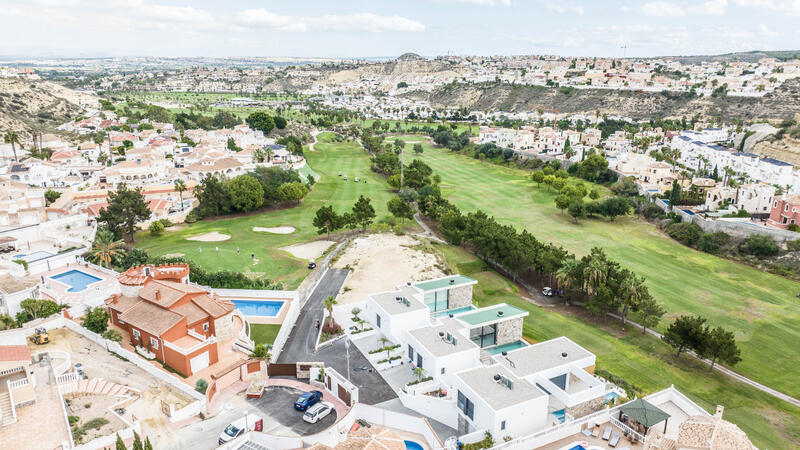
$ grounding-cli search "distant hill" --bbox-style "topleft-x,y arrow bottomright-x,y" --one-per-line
663,50 -> 800,64
402,78 -> 800,121
0,77 -> 97,135
397,52 -> 424,61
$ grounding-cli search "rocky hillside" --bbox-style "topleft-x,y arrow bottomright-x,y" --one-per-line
0,78 -> 97,134
404,78 -> 800,121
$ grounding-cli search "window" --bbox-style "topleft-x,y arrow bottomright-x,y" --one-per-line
457,391 -> 474,420
501,420 -> 506,431
416,354 -> 423,369
470,324 -> 497,348
203,323 -> 209,332
132,329 -> 141,341
150,337 -> 159,350
376,313 -> 382,328
441,367 -> 446,375
424,289 -> 450,312
408,345 -> 415,361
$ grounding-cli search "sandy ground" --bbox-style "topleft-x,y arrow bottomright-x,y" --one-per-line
31,327 -> 192,444
280,240 -> 335,260
253,226 -> 296,234
64,393 -> 127,444
163,253 -> 185,258
186,232 -> 231,242
332,233 -> 446,305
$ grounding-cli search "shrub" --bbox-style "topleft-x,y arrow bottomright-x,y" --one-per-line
82,417 -> 109,430
251,344 -> 270,360
102,329 -> 123,343
322,322 -> 342,335
148,221 -> 165,236
698,232 -> 731,254
195,378 -> 208,394
788,239 -> 800,252
666,222 -> 703,247
742,234 -> 779,258
82,307 -> 110,334
642,203 -> 665,219
159,218 -> 174,228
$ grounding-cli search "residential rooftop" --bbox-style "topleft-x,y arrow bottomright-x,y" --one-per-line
407,318 -> 478,357
456,364 -> 544,411
456,303 -> 528,326
412,274 -> 476,292
369,285 -> 427,315
494,336 -> 594,377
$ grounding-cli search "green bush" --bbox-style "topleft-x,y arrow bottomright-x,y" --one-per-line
742,234 -> 779,258
82,417 -> 109,431
102,329 -> 123,343
148,221 -> 165,236
788,240 -> 800,252
698,232 -> 731,254
665,222 -> 703,247
195,378 -> 208,394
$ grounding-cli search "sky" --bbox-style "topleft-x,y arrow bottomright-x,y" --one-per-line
1,0 -> 799,58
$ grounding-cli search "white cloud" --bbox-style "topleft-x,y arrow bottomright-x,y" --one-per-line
436,0 -> 512,6
305,14 -> 425,33
733,0 -> 800,14
633,0 -> 728,17
233,9 -> 307,32
759,23 -> 782,36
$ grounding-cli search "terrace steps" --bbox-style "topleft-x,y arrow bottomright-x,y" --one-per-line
69,378 -> 135,398
479,349 -> 493,366
0,392 -> 14,427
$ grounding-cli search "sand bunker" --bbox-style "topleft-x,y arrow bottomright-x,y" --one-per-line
333,233 -> 445,305
253,226 -> 296,234
186,232 -> 231,242
281,240 -> 335,260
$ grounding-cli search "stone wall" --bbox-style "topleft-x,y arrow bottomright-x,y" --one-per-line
214,314 -> 235,342
566,395 -> 605,419
496,317 -> 523,345
448,285 -> 473,308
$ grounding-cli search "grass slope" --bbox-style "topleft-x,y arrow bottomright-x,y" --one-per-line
411,140 -> 800,399
250,324 -> 281,346
135,133 -> 393,289
435,243 -> 800,449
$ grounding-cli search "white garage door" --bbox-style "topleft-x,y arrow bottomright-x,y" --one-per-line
190,351 -> 210,373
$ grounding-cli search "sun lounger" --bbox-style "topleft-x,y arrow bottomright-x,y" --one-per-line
582,429 -> 593,437
602,426 -> 612,440
609,432 -> 621,447
592,425 -> 601,438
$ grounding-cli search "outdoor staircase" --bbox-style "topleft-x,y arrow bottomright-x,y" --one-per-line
73,378 -> 138,398
479,349 -> 494,366
0,392 -> 15,427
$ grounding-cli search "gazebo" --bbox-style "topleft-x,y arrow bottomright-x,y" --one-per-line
618,398 -> 671,436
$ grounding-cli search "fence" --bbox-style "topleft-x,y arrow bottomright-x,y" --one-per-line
269,299 -> 300,363
26,247 -> 87,275
73,421 -> 142,450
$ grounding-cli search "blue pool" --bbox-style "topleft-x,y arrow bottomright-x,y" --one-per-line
432,305 -> 475,318
404,441 -> 424,450
232,300 -> 285,317
14,251 -> 54,263
50,269 -> 102,292
487,340 -> 528,355
605,391 -> 621,403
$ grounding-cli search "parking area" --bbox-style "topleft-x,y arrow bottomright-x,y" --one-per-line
244,386 -> 337,437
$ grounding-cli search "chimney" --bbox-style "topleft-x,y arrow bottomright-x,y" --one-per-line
155,289 -> 161,300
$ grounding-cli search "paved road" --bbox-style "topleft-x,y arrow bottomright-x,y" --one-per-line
277,268 -> 397,405
279,269 -> 350,361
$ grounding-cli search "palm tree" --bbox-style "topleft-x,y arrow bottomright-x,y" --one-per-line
412,366 -> 426,384
554,259 -> 579,304
4,131 -> 21,162
174,179 -> 187,211
619,272 -> 647,325
582,258 -> 606,296
378,336 -> 395,362
89,232 -> 127,268
323,295 -> 337,325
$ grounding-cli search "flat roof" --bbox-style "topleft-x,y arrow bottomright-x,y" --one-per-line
456,303 -> 528,326
369,286 -> 427,315
412,274 -> 476,292
456,364 -> 544,411
494,336 -> 594,377
408,318 -> 478,357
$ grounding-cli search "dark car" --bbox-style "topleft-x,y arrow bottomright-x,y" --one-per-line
294,390 -> 323,411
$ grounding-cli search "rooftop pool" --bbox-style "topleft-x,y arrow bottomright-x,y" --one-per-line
232,299 -> 285,317
432,305 -> 476,318
14,251 -> 55,263
486,340 -> 528,355
49,269 -> 103,293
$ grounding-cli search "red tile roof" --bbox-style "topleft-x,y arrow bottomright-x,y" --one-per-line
0,345 -> 31,362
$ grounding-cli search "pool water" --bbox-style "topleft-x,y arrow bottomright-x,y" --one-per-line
605,391 -> 620,403
553,409 -> 566,423
432,305 -> 475,318
404,441 -> 424,450
14,251 -> 54,263
487,340 -> 528,355
232,300 -> 285,317
50,269 -> 102,292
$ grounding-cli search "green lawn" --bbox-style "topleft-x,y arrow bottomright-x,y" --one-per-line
135,132 -> 394,289
250,324 -> 281,346
434,243 -> 800,449
410,140 -> 800,400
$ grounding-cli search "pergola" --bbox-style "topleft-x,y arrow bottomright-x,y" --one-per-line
618,398 -> 671,436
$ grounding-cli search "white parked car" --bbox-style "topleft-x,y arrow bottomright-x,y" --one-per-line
218,414 -> 263,445
303,401 -> 333,424
542,287 -> 553,297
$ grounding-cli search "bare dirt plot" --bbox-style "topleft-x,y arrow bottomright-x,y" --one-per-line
280,240 -> 335,260
64,394 -> 127,444
186,231 -> 231,242
332,233 -> 446,305
253,226 -> 296,234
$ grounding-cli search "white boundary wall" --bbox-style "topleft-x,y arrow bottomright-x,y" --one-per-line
269,298 -> 300,363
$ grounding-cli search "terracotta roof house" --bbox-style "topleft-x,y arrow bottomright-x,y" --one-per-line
0,333 -> 36,425
106,264 -> 235,377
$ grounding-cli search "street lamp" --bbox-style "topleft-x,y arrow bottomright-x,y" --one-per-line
345,337 -> 351,379
243,410 -> 248,435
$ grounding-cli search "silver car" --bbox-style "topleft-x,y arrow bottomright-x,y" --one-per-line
302,401 -> 333,424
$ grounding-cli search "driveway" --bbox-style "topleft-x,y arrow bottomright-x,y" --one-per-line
245,386 -> 337,436
277,268 -> 397,405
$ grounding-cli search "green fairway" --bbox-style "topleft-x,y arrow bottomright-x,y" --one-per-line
410,139 -> 800,399
435,243 -> 800,449
250,324 -> 281,346
135,133 -> 394,289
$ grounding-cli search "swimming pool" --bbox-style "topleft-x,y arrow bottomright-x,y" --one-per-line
49,269 -> 102,292
605,391 -> 621,404
432,305 -> 476,318
404,440 -> 424,450
486,340 -> 528,355
14,251 -> 55,263
231,300 -> 286,317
